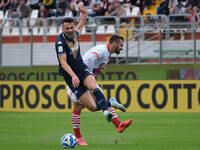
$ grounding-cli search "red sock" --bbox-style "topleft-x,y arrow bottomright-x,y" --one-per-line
108,107 -> 120,128
71,109 -> 81,138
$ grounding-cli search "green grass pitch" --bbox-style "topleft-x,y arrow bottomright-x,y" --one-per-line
0,112 -> 199,150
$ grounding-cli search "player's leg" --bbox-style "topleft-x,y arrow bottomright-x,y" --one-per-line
72,102 -> 88,145
94,84 -> 126,112
67,86 -> 88,145
108,107 -> 133,133
78,90 -> 97,111
83,75 -> 108,111
108,107 -> 120,127
66,81 -> 96,111
78,90 -> 112,122
93,85 -> 132,133
117,119 -> 133,133
83,75 -> 113,122
71,102 -> 82,138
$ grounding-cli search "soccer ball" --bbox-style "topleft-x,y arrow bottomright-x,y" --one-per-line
61,133 -> 77,148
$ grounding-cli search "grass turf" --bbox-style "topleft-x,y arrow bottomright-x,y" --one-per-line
0,112 -> 199,150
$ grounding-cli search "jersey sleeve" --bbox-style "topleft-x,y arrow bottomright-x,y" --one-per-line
55,40 -> 66,56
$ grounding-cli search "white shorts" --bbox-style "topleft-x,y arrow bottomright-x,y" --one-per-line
67,84 -> 102,104
67,85 -> 80,103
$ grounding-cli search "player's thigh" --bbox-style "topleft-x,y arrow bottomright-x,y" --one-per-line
84,75 -> 98,90
79,90 -> 96,111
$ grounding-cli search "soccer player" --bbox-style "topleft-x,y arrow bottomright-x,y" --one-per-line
68,34 -> 133,145
55,5 -> 117,133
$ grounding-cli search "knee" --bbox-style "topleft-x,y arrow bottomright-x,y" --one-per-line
73,103 -> 83,112
87,103 -> 96,112
87,84 -> 98,91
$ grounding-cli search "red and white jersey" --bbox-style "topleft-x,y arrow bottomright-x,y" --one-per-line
83,44 -> 111,76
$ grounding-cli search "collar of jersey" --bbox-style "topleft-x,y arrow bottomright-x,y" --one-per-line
62,32 -> 74,42
106,44 -> 110,52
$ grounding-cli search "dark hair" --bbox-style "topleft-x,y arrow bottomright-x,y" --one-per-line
109,34 -> 124,44
61,17 -> 74,25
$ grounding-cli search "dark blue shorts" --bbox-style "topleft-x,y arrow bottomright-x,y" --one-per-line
64,66 -> 94,99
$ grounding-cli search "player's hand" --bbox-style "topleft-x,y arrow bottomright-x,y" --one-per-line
78,5 -> 87,17
72,75 -> 80,88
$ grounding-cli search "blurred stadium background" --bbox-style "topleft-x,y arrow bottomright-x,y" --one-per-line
0,0 -> 200,66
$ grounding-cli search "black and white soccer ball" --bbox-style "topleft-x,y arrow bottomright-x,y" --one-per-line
61,133 -> 77,148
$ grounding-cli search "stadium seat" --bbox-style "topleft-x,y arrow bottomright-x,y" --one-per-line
38,27 -> 45,35
30,9 -> 39,19
11,28 -> 19,36
2,27 -> 10,36
96,25 -> 105,34
30,9 -> 39,26
47,26 -> 57,35
80,26 -> 86,34
106,25 -> 115,34
22,28 -> 30,35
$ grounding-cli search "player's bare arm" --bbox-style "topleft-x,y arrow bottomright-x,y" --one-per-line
76,5 -> 87,34
59,54 -> 80,88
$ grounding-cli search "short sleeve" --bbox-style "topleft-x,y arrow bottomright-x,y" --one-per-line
55,40 -> 66,56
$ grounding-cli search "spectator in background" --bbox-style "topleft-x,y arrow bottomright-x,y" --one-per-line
17,0 -> 31,26
55,0 -> 67,17
82,0 -> 89,6
55,0 -> 67,26
27,0 -> 40,9
64,7 -> 73,18
131,16 -> 141,40
17,0 -> 31,27
8,0 -> 20,27
73,0 -> 84,11
36,4 -> 48,32
104,2 -> 115,32
144,13 -> 156,30
125,0 -> 141,8
144,0 -> 153,10
104,2 -> 115,17
123,0 -> 133,6
70,3 -> 78,17
158,1 -> 169,16
168,0 -> 178,13
89,0 -> 101,8
110,2 -> 126,16
186,0 -> 200,9
40,0 -> 56,16
109,2 -> 128,23
9,0 -> 19,12
0,0 -> 4,11
175,0 -> 187,14
17,0 -> 31,18
187,7 -> 199,22
88,0 -> 102,16
100,0 -> 110,16
134,0 -> 142,14
7,7 -> 20,26
36,4 -> 48,25
3,0 -> 11,13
